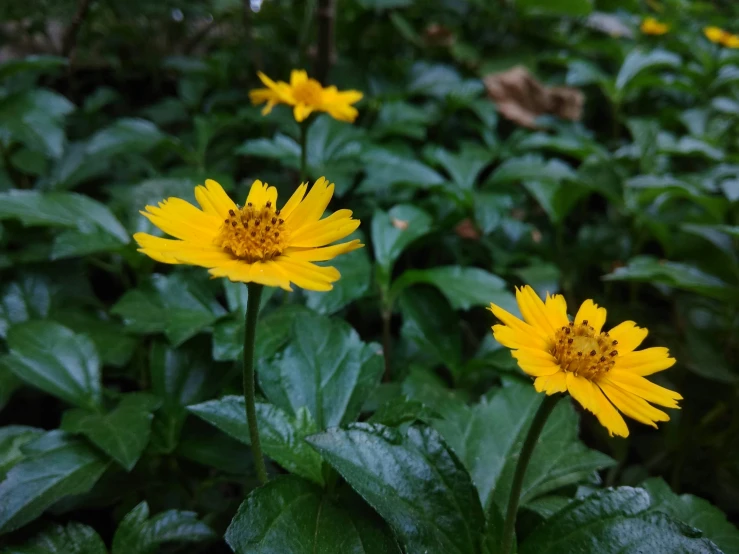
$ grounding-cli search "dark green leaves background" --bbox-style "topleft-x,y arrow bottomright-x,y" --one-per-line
0,0 -> 738,552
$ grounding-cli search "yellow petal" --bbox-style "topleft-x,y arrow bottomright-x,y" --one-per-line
492,324 -> 550,352
566,372 -> 602,418
516,285 -> 558,336
604,371 -> 682,408
285,177 -> 334,230
488,301 -> 547,341
141,198 -> 219,244
615,347 -> 675,376
273,256 -> 340,291
598,382 -> 669,428
245,180 -> 277,209
534,371 -> 567,394
290,69 -> 308,87
208,259 -> 292,291
545,293 -> 569,328
134,233 -> 233,267
280,182 -> 308,220
574,299 -> 607,334
512,349 -> 561,377
203,179 -> 238,218
284,239 -> 363,262
607,321 -> 648,354
590,385 -> 629,437
294,103 -> 314,122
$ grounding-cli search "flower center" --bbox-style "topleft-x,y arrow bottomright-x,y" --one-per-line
551,321 -> 619,380
213,201 -> 288,263
293,79 -> 323,106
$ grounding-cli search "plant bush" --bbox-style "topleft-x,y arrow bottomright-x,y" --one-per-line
0,0 -> 738,552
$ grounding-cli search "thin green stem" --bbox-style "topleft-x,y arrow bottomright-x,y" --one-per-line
299,120 -> 309,183
243,282 -> 268,485
501,394 -> 561,554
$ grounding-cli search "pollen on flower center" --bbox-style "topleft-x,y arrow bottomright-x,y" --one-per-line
213,201 -> 288,262
551,320 -> 619,379
293,79 -> 323,105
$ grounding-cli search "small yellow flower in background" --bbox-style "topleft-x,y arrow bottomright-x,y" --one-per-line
134,178 -> 361,291
489,286 -> 682,438
249,69 -> 363,123
640,17 -> 670,36
703,26 -> 739,48
704,26 -> 725,43
722,33 -> 739,49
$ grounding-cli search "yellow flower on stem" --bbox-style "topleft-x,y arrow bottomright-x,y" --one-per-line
722,33 -> 739,49
134,177 -> 362,291
640,17 -> 670,36
249,69 -> 363,123
704,26 -> 727,44
489,286 -> 682,438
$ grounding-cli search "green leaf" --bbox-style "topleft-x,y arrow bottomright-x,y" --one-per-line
236,133 -> 300,164
112,272 -> 226,345
615,49 -> 681,94
0,274 -> 51,339
3,522 -> 106,554
433,381 -> 614,509
372,101 -> 437,140
188,396 -> 325,484
602,256 -> 737,301
176,420 -> 252,474
643,477 -> 739,554
52,309 -> 136,368
304,231 -> 371,314
389,265 -> 513,310
425,144 -> 493,191
260,312 -> 383,429
0,55 -> 68,81
371,204 -> 433,278
61,393 -> 160,471
212,304 -> 312,362
399,288 -> 462,375
489,156 -> 577,185
225,475 -> 401,554
112,500 -> 215,554
0,190 -> 129,243
0,426 -> 44,478
522,179 -> 589,224
0,432 -> 108,534
4,321 -> 102,410
307,423 -> 485,554
519,487 -> 721,554
516,0 -> 592,16
85,118 -> 167,159
51,229 -> 126,260
359,149 -> 445,192
0,89 -> 74,158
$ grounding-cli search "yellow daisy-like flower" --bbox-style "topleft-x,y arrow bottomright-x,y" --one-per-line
249,69 -> 363,123
489,286 -> 682,438
704,26 -> 725,43
134,177 -> 362,291
640,17 -> 670,36
703,26 -> 739,47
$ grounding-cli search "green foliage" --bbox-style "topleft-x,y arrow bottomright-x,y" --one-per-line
1,0 -> 738,552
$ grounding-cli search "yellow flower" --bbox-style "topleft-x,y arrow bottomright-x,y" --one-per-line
249,69 -> 363,123
134,178 -> 362,291
722,33 -> 739,49
489,286 -> 682,438
640,17 -> 670,36
704,26 -> 727,44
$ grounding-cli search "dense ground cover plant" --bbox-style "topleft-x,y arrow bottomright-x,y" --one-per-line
0,0 -> 738,552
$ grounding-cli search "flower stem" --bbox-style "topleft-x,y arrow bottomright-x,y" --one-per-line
243,282 -> 268,485
299,120 -> 308,183
501,393 -> 561,554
